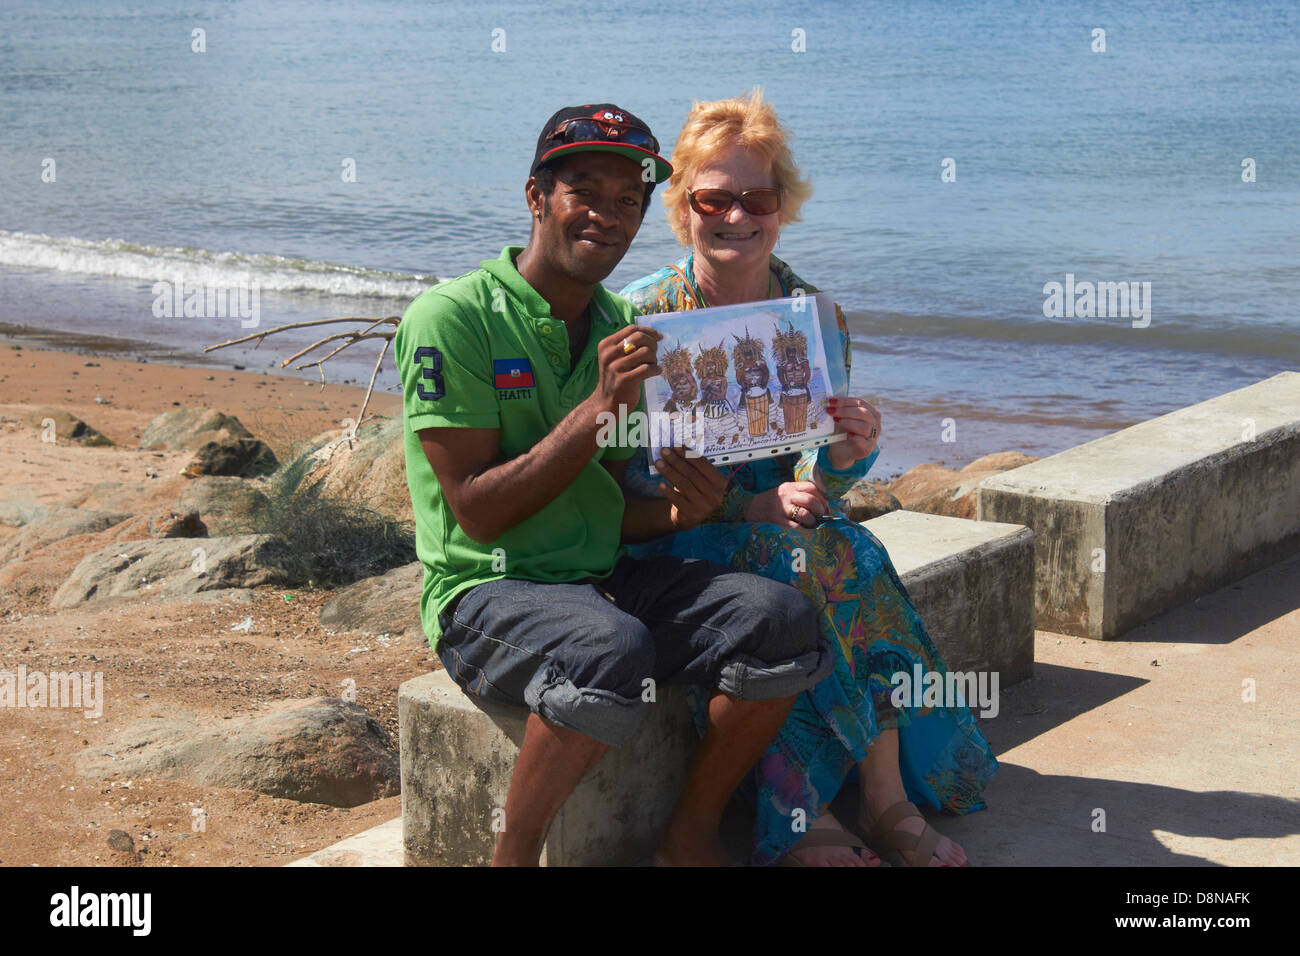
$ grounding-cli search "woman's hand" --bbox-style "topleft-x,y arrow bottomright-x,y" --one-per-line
745,481 -> 829,529
654,447 -> 728,531
826,396 -> 882,470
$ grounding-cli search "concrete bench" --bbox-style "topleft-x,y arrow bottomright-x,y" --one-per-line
399,672 -> 697,866
399,509 -> 1036,865
978,371 -> 1300,640
864,510 -> 1036,684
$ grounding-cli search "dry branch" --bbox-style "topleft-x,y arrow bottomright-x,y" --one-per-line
205,314 -> 403,445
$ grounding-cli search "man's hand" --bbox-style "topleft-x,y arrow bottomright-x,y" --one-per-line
589,324 -> 663,414
652,447 -> 727,531
826,396 -> 882,470
745,481 -> 829,529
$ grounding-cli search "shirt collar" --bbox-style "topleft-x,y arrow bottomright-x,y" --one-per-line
481,245 -> 621,330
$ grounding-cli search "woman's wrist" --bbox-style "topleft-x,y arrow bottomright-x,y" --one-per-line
814,443 -> 877,498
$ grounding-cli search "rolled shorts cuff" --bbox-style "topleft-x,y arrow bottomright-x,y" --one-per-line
715,639 -> 834,701
524,671 -> 647,748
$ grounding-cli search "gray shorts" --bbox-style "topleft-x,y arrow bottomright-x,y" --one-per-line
437,555 -> 830,747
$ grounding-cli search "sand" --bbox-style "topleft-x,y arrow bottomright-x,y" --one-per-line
0,341 -> 430,867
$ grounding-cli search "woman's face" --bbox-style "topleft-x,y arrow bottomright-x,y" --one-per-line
684,144 -> 781,274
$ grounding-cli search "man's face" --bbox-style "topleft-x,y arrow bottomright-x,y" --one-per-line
529,151 -> 647,285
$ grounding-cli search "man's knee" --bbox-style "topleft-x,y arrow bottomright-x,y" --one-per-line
733,574 -> 821,659
525,615 -> 657,748
716,576 -> 830,701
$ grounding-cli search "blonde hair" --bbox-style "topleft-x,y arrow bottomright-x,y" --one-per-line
663,88 -> 813,247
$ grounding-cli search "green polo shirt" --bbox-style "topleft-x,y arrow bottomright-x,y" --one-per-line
395,245 -> 641,650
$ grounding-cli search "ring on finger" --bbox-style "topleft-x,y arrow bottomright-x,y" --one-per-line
790,505 -> 801,521
622,337 -> 636,355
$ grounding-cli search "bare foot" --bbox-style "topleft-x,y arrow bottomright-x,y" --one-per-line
655,818 -> 733,866
786,812 -> 882,867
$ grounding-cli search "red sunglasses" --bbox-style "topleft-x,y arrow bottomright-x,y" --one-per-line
687,186 -> 783,217
549,117 -> 661,154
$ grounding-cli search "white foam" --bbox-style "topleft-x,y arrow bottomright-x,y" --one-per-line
0,230 -> 435,301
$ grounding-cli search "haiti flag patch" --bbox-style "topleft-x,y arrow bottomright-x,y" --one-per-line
493,358 -> 535,389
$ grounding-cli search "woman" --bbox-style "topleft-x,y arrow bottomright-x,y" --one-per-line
619,90 -> 998,867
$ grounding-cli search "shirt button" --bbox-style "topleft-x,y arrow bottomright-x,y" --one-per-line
541,326 -> 552,335
550,355 -> 562,366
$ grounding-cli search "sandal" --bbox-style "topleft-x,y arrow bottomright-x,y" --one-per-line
777,827 -> 885,867
856,800 -> 949,868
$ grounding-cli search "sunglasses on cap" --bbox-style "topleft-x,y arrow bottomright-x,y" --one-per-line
687,186 -> 783,217
547,116 -> 661,155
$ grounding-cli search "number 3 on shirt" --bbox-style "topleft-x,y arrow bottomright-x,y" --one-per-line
413,346 -> 445,401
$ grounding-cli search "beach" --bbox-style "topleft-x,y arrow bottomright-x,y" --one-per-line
0,341 -> 423,867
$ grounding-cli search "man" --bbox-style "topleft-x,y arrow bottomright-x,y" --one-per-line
394,104 -> 830,866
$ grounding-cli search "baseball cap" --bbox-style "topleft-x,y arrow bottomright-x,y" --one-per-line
530,104 -> 673,183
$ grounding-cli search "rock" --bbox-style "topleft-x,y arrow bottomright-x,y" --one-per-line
174,476 -> 269,535
320,561 -> 424,643
0,508 -> 135,563
25,407 -> 112,446
183,433 -> 279,478
296,417 -> 412,522
0,516 -> 158,607
963,451 -> 1040,474
106,829 -> 136,855
147,510 -> 208,538
50,534 -> 305,608
840,482 -> 902,521
0,496 -> 42,528
889,463 -> 962,512
889,452 -> 1039,519
138,408 -> 253,452
76,698 -> 400,808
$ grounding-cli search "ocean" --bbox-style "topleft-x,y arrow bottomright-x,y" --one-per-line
1,0 -> 1296,475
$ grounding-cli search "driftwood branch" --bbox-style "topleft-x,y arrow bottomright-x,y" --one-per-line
205,314 -> 404,442
204,316 -> 400,354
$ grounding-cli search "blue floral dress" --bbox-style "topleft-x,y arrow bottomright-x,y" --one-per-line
619,253 -> 998,865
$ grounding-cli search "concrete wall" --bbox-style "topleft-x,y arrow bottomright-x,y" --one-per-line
979,371 -> 1300,639
864,510 -> 1036,684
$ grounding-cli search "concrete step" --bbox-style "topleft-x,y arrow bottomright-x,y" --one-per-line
398,509 -> 1035,866
978,371 -> 1300,639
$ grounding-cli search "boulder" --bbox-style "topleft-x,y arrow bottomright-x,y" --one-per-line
890,451 -> 1039,519
173,476 -> 269,534
76,697 -> 399,808
25,407 -> 112,446
0,497 -> 41,528
298,417 -> 411,522
840,482 -> 902,521
0,508 -> 135,563
50,534 -> 304,608
320,561 -> 425,644
183,433 -> 279,478
0,516 -> 156,607
147,510 -> 208,538
138,408 -> 253,452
